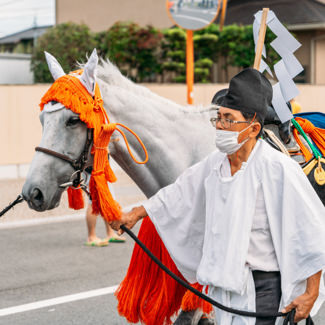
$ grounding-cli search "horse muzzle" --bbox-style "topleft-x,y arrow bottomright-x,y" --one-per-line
22,183 -> 60,211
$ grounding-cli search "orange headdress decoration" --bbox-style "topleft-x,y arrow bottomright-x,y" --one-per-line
39,49 -> 148,221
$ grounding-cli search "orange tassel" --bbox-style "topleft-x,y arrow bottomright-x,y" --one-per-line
89,123 -> 121,222
116,217 -> 187,325
293,117 -> 325,160
181,283 -> 213,314
104,162 -> 117,183
39,74 -> 120,222
91,170 -> 121,221
67,187 -> 84,210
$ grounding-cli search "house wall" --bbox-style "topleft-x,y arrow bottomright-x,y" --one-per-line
0,54 -> 33,84
0,83 -> 324,169
55,1 -> 325,85
294,30 -> 314,83
315,37 -> 325,84
56,0 -> 173,31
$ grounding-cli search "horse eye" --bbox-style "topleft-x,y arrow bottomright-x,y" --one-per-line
66,117 -> 81,127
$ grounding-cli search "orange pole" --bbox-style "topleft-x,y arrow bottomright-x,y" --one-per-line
186,29 -> 194,105
219,0 -> 228,31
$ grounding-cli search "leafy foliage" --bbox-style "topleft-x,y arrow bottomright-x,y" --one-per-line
217,24 -> 280,70
32,22 -> 97,83
97,22 -> 163,82
31,21 -> 281,83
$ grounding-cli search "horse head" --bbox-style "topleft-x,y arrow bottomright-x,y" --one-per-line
22,50 -> 98,211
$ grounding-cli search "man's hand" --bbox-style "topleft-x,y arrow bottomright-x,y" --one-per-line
281,270 -> 321,322
281,292 -> 317,322
110,206 -> 147,235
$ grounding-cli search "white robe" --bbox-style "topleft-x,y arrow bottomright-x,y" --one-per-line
143,140 -> 325,325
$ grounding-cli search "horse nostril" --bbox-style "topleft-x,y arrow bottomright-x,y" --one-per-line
31,188 -> 44,207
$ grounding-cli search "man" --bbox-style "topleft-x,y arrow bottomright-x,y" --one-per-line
111,68 -> 325,324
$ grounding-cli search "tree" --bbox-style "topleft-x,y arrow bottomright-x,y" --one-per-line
31,22 -> 97,83
216,24 -> 280,80
161,25 -> 219,83
97,22 -> 163,82
161,28 -> 187,82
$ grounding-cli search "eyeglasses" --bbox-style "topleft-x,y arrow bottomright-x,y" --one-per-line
210,117 -> 251,129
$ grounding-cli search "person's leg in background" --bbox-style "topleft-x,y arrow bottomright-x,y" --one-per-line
85,203 -> 108,246
103,181 -> 126,243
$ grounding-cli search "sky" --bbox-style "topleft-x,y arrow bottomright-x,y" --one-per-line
0,0 -> 55,38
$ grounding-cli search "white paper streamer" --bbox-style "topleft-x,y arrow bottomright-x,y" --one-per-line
253,10 -> 303,123
260,58 -> 274,77
274,60 -> 300,102
272,83 -> 294,122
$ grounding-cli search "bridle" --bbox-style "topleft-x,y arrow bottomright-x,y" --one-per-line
35,128 -> 93,191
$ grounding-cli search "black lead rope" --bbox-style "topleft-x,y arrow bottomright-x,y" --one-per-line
0,195 -> 23,217
121,225 -> 314,324
0,200 -> 314,324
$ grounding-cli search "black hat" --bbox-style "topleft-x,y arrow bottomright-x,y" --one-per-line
211,88 -> 228,105
220,68 -> 272,121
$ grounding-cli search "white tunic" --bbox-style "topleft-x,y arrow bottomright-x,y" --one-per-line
220,156 -> 279,272
143,140 -> 325,325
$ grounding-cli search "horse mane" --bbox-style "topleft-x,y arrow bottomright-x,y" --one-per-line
96,58 -> 213,115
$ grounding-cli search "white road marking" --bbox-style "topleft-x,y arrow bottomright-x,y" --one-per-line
0,285 -> 119,317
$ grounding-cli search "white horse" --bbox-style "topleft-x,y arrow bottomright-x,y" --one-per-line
22,50 -> 216,325
22,51 -> 216,210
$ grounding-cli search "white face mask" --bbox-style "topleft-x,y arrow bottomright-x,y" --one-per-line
215,123 -> 252,155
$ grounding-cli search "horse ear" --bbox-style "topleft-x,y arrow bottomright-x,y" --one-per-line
80,49 -> 98,96
44,51 -> 65,80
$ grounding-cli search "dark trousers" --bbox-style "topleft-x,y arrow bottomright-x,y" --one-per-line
253,271 -> 282,325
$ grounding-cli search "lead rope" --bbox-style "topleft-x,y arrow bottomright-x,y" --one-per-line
120,224 -> 314,324
0,195 -> 23,217
0,199 -> 313,323
114,123 -> 148,164
99,103 -> 148,165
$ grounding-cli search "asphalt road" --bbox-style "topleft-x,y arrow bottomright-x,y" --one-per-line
171,7 -> 217,29
0,218 -> 142,325
1,217 -> 325,325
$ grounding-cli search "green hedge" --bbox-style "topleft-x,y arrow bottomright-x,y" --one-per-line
32,21 -> 280,83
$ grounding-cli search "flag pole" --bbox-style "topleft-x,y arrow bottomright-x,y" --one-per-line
253,8 -> 269,70
186,29 -> 194,105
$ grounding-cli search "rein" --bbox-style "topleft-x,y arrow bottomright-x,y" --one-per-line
0,198 -> 313,324
120,224 -> 313,324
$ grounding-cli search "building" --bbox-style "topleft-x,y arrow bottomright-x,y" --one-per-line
0,25 -> 51,84
56,0 -> 172,31
56,0 -> 325,84
0,25 -> 51,54
224,0 -> 325,84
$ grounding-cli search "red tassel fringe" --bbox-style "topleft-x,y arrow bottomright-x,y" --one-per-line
181,283 -> 213,314
67,187 -> 84,210
115,217 -> 187,325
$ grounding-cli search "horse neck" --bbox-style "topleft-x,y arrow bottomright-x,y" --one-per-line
99,82 -> 214,198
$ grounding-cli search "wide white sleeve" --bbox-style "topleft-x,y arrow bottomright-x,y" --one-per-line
263,156 -> 325,315
142,152 -> 217,283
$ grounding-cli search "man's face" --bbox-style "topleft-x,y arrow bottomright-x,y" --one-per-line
216,106 -> 258,143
